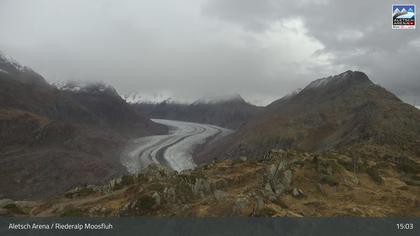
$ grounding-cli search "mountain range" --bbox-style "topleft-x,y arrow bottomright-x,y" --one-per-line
0,53 -> 166,199
131,94 -> 261,129
197,71 -> 420,163
1,54 -> 419,217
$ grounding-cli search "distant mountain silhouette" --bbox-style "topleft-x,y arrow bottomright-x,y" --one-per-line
132,94 -> 261,129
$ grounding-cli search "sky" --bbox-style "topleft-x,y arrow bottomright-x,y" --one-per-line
0,0 -> 419,105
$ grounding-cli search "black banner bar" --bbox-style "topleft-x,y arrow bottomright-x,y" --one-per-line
0,217 -> 419,236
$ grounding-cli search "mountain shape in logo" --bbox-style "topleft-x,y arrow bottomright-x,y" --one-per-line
393,6 -> 415,19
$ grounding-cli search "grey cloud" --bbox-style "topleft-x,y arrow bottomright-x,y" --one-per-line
0,0 -> 418,105
203,0 -> 420,103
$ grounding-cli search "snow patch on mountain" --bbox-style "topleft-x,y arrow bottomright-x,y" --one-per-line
304,71 -> 353,90
192,94 -> 245,105
122,92 -> 174,104
0,68 -> 9,74
55,81 -> 118,96
121,92 -> 246,105
282,88 -> 303,100
0,52 -> 30,72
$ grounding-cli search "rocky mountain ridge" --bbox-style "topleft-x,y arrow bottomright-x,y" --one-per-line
197,71 -> 420,163
0,53 -> 167,199
133,94 -> 261,129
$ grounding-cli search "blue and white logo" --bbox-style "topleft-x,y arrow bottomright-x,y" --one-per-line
392,4 -> 416,29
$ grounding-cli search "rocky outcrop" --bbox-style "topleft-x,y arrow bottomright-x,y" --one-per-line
10,149 -> 416,217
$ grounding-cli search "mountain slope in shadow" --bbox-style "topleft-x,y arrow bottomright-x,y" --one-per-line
132,94 -> 261,130
0,53 -> 166,199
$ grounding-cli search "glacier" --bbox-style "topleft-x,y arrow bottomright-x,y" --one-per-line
121,119 -> 232,173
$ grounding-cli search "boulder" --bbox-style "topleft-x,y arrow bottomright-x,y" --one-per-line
292,188 -> 305,198
264,160 -> 293,197
214,190 -> 229,201
316,183 -> 327,195
366,167 -> 384,185
211,178 -> 228,190
192,178 -> 211,197
262,183 -> 276,200
65,186 -> 95,198
151,192 -> 161,208
0,199 -> 14,208
286,210 -> 303,217
282,170 -> 293,188
143,164 -> 176,180
255,196 -> 265,212
88,205 -> 105,214
14,201 -> 38,208
109,177 -> 123,190
163,187 -> 176,203
263,149 -> 285,161
232,197 -> 251,215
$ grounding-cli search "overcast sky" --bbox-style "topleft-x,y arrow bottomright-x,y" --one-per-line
0,0 -> 419,105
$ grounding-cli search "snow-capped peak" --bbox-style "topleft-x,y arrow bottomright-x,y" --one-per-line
122,92 -> 174,104
0,52 -> 29,73
192,94 -> 245,105
55,81 -> 118,96
304,70 -> 355,90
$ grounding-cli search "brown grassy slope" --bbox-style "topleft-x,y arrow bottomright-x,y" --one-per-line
6,150 -> 418,217
197,71 -> 420,163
